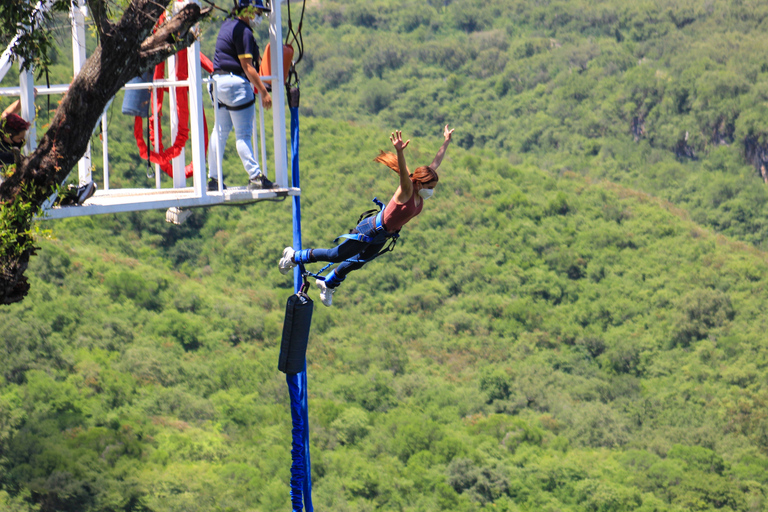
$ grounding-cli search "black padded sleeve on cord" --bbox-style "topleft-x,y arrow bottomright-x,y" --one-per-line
278,292 -> 314,374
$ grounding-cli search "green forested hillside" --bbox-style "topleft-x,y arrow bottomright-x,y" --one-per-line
2,1 -> 768,511
287,0 -> 768,249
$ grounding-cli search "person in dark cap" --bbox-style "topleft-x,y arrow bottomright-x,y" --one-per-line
208,0 -> 276,192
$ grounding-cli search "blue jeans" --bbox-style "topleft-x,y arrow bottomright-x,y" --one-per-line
208,74 -> 261,181
307,216 -> 392,287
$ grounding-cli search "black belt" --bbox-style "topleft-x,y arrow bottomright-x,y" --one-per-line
213,69 -> 246,78
212,70 -> 255,111
218,98 -> 256,111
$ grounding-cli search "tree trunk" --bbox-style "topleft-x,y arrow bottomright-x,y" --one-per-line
0,0 -> 210,305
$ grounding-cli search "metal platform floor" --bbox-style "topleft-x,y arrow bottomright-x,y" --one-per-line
40,186 -> 300,220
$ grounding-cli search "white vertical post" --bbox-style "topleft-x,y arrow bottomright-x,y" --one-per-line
253,96 -> 260,174
101,112 -> 109,190
169,54 -> 186,188
152,86 -> 161,188
211,82 -> 223,190
71,0 -> 91,185
258,96 -> 267,177
269,0 -> 288,189
187,17 -> 206,198
18,63 -> 36,154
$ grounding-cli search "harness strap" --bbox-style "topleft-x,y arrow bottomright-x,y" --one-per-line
352,234 -> 399,265
218,97 -> 256,111
301,234 -> 400,281
335,232 -> 375,244
300,197 -> 401,280
333,211 -> 391,244
375,209 -> 385,231
213,69 -> 247,78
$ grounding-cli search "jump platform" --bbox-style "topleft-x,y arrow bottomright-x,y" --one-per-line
40,186 -> 300,220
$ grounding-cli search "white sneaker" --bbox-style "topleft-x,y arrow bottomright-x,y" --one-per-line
279,247 -> 296,274
316,279 -> 335,307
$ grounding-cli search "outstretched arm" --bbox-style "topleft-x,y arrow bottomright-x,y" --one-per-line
2,99 -> 21,118
391,130 -> 413,199
2,89 -> 36,119
429,124 -> 454,170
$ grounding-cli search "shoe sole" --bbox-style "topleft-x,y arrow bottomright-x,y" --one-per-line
279,248 -> 295,275
316,279 -> 333,306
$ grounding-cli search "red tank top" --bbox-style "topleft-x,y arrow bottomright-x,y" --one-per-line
383,192 -> 423,232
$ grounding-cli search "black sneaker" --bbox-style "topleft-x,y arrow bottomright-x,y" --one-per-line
247,174 -> 275,190
207,178 -> 227,191
77,181 -> 96,204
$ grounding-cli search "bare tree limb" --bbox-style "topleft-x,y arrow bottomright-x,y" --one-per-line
86,0 -> 115,39
0,0 -> 212,304
139,5 -> 212,69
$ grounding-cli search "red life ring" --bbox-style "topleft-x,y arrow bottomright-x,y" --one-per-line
133,45 -> 215,179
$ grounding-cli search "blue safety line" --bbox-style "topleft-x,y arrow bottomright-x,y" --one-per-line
287,104 -> 313,512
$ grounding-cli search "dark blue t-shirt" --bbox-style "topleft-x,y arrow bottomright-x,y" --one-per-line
213,18 -> 259,74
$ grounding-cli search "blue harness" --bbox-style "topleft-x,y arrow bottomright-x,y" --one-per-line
334,197 -> 399,245
333,209 -> 389,244
299,198 -> 401,281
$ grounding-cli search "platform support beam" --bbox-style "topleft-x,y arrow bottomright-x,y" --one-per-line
169,54 -> 187,189
71,0 -> 91,186
269,0 -> 289,189
187,8 -> 206,199
19,62 -> 36,154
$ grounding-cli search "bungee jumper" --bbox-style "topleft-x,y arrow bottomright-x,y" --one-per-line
279,124 -> 454,306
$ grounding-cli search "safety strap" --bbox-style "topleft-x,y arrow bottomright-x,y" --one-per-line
218,97 -> 256,111
357,233 -> 399,264
334,211 -> 389,243
300,197 -> 400,281
352,197 -> 385,225
300,234 -> 399,281
334,200 -> 391,244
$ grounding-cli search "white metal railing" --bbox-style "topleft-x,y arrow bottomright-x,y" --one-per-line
0,0 -> 294,220
0,76 -> 274,192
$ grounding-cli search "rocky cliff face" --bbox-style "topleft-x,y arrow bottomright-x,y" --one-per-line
743,135 -> 768,182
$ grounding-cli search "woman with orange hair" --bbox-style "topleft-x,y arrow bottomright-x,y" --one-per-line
279,125 -> 454,306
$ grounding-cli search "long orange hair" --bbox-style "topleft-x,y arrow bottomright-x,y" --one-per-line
373,151 -> 439,185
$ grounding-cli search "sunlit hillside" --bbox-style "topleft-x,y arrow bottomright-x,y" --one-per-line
2,1 -> 768,511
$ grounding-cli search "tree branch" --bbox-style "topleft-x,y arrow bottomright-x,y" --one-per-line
0,0 -> 214,304
139,5 -> 211,69
86,0 -> 114,39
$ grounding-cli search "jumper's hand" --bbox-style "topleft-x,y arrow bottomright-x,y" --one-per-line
390,130 -> 410,151
444,124 -> 454,141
